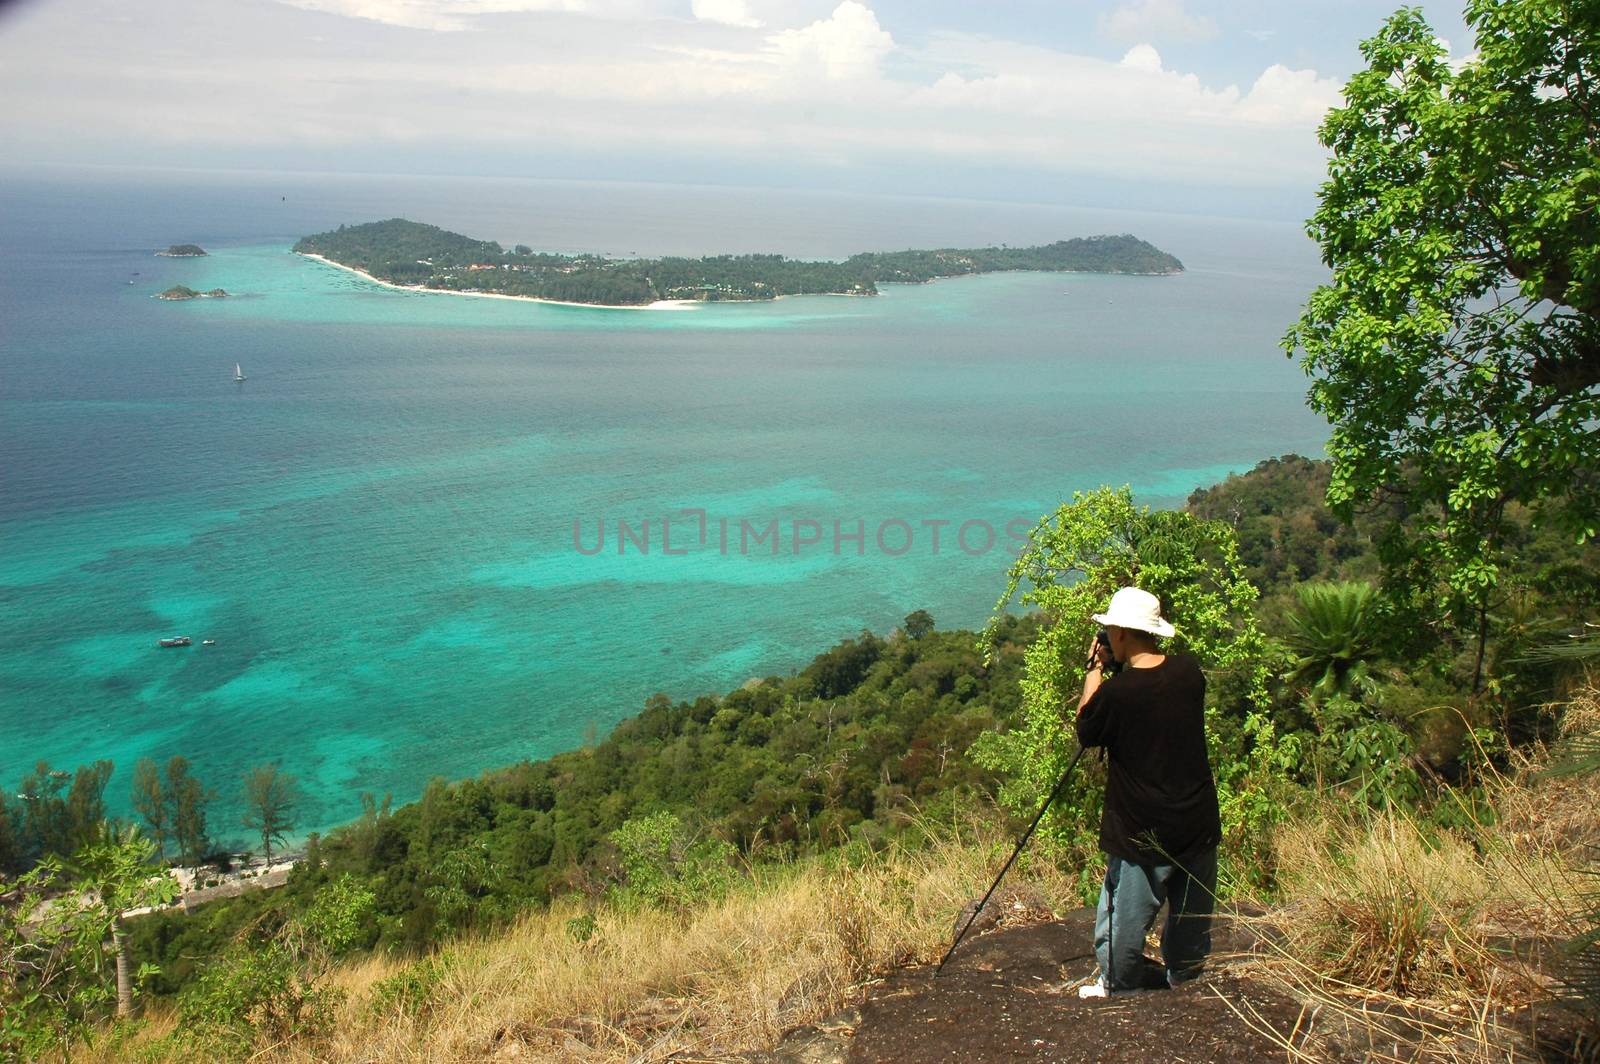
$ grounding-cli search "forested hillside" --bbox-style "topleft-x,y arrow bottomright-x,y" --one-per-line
123,611 -> 1037,990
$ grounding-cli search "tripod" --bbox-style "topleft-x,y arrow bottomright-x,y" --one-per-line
935,745 -> 1088,977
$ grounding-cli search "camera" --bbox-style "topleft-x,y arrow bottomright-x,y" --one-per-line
1093,628 -> 1121,676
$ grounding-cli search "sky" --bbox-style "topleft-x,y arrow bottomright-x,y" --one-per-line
0,0 -> 1476,218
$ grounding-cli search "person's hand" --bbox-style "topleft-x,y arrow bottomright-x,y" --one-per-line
1085,633 -> 1111,672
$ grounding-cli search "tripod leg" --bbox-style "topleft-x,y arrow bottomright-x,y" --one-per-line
934,746 -> 1086,976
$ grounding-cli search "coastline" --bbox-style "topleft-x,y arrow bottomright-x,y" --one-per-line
296,252 -> 1177,311
297,253 -> 701,311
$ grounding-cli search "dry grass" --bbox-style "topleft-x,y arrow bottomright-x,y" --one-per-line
1269,812 -> 1504,998
1241,683 -> 1600,1061
1250,809 -> 1563,1062
79,817 -> 1077,1064
1499,681 -> 1600,854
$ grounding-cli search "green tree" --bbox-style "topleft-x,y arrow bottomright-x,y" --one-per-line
64,760 -> 115,851
131,757 -> 169,860
973,486 -> 1286,891
15,761 -> 114,862
66,825 -> 180,1018
298,873 -> 377,958
1284,2 -> 1600,690
17,762 -> 67,864
242,763 -> 300,866
1,830 -> 177,1057
420,846 -> 502,932
1278,580 -> 1421,803
167,756 -> 212,867
0,793 -> 19,875
903,608 -> 936,640
347,791 -> 394,869
607,810 -> 735,910
176,940 -> 340,1056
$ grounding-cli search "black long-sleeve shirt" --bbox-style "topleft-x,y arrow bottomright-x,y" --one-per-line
1075,653 -> 1221,865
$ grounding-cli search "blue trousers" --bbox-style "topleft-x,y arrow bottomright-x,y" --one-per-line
1092,848 -> 1217,990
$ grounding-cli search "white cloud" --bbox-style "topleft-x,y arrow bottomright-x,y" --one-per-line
1120,43 -> 1163,74
276,0 -> 601,32
1236,63 -> 1344,125
895,32 -> 1342,182
0,0 -> 1348,191
767,2 -> 893,80
1099,0 -> 1218,45
692,0 -> 760,28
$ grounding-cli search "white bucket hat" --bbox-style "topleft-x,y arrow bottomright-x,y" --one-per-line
1092,587 -> 1175,638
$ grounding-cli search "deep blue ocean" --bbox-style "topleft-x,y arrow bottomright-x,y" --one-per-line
0,166 -> 1329,842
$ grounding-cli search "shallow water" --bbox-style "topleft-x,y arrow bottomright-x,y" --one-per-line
0,169 -> 1328,839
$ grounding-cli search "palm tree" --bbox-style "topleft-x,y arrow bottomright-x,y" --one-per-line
1283,581 -> 1384,699
1516,623 -> 1600,672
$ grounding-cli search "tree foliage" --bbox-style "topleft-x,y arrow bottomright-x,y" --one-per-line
1285,2 -> 1600,645
1,831 -> 176,1058
166,756 -> 212,868
6,760 -> 114,871
902,609 -> 936,640
175,941 -> 341,1060
606,811 -> 736,910
973,486 -> 1285,891
1187,455 -> 1377,591
242,764 -> 300,867
132,758 -> 168,860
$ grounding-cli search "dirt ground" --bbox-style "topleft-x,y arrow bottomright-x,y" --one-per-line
741,907 -> 1593,1064
843,911 -> 1308,1064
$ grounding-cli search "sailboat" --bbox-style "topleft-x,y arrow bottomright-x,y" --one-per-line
234,363 -> 247,382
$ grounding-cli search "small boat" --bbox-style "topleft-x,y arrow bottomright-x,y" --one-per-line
234,363 -> 247,382
159,636 -> 192,648
202,639 -> 216,646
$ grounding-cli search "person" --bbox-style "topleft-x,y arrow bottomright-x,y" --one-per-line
1072,586 -> 1220,997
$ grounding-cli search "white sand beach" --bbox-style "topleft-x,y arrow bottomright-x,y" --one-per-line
297,253 -> 700,311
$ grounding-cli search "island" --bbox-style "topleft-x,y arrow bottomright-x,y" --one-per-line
157,244 -> 208,257
157,286 -> 228,301
293,219 -> 1184,308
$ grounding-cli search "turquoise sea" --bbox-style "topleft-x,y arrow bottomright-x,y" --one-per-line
0,167 -> 1329,841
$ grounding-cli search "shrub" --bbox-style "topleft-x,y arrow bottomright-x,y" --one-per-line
365,954 -> 454,1021
609,811 -> 736,910
175,942 -> 342,1058
298,873 -> 377,958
